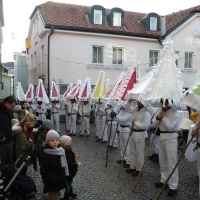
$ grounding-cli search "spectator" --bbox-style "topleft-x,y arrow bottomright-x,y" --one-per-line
40,130 -> 68,200
0,96 -> 16,164
15,113 -> 37,174
18,102 -> 30,121
190,109 -> 199,124
59,135 -> 81,200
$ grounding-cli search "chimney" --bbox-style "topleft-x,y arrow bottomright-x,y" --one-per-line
161,16 -> 166,36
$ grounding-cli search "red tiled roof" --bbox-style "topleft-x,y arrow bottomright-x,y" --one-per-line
165,5 -> 200,32
35,1 -> 200,38
37,1 -> 160,37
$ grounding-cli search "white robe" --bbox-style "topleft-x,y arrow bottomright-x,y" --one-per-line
152,107 -> 179,190
125,102 -> 151,171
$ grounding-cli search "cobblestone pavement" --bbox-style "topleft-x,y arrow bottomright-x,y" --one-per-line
27,122 -> 199,200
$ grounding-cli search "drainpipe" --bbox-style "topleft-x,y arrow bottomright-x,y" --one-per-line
47,25 -> 55,97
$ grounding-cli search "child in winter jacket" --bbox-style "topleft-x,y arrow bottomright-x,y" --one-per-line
40,130 -> 69,200
59,135 -> 81,200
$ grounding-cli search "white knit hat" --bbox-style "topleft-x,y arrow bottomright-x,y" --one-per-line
46,130 -> 60,142
59,135 -> 72,148
12,119 -> 19,126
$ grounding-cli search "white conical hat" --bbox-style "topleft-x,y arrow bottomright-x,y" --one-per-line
25,84 -> 34,102
102,72 -> 126,104
50,80 -> 60,101
126,71 -> 153,106
16,82 -> 26,101
182,78 -> 200,111
78,77 -> 91,101
62,83 -> 73,100
145,40 -> 185,109
110,63 -> 138,108
67,80 -> 82,100
91,71 -> 107,102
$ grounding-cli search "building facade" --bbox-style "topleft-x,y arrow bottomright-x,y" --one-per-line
26,2 -> 200,95
13,51 -> 28,95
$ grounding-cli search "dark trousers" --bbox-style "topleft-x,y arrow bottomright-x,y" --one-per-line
178,130 -> 189,147
0,143 -> 12,164
65,177 -> 73,194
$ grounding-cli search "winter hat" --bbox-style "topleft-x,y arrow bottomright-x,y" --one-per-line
46,130 -> 60,142
42,119 -> 52,130
59,135 -> 72,148
12,119 -> 19,126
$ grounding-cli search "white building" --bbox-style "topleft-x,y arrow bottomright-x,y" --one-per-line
13,51 -> 28,95
26,2 -> 200,96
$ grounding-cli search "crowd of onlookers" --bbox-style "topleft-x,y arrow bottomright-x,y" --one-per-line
0,96 -> 80,200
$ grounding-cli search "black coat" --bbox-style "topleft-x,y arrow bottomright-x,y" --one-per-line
0,103 -> 14,145
40,143 -> 67,192
65,149 -> 78,179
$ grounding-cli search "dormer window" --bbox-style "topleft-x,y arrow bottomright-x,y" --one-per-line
140,12 -> 160,32
107,8 -> 124,28
113,12 -> 121,26
150,17 -> 157,31
88,5 -> 105,25
94,10 -> 102,25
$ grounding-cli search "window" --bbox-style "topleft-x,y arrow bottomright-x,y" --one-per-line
94,10 -> 102,24
113,47 -> 123,65
150,17 -> 157,31
175,51 -> 179,67
41,45 -> 44,74
31,54 -> 33,69
60,85 -> 67,95
113,12 -> 121,26
149,50 -> 159,67
184,52 -> 193,68
198,18 -> 200,33
92,46 -> 103,64
34,52 -> 36,68
33,17 -> 38,36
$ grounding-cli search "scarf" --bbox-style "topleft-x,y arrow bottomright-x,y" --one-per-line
44,147 -> 69,176
162,107 -> 171,112
23,125 -> 37,170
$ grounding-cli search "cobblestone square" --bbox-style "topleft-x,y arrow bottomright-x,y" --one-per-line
27,122 -> 199,200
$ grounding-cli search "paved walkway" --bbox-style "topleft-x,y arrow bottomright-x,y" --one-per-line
28,122 -> 199,200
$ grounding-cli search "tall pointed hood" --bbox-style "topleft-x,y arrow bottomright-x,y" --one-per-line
50,80 -> 60,101
145,40 -> 185,109
110,64 -> 138,108
78,77 -> 91,101
25,84 -> 34,102
67,80 -> 82,100
126,71 -> 153,106
102,72 -> 126,104
36,79 -> 48,103
91,71 -> 107,102
62,83 -> 73,100
183,79 -> 200,111
16,82 -> 26,101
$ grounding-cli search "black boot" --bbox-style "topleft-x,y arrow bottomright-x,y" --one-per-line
149,153 -> 157,160
60,193 -> 70,200
69,187 -> 78,199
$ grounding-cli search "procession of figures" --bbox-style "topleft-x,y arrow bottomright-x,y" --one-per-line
12,40 -> 200,198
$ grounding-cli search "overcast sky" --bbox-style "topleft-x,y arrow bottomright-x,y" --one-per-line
2,0 -> 200,62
